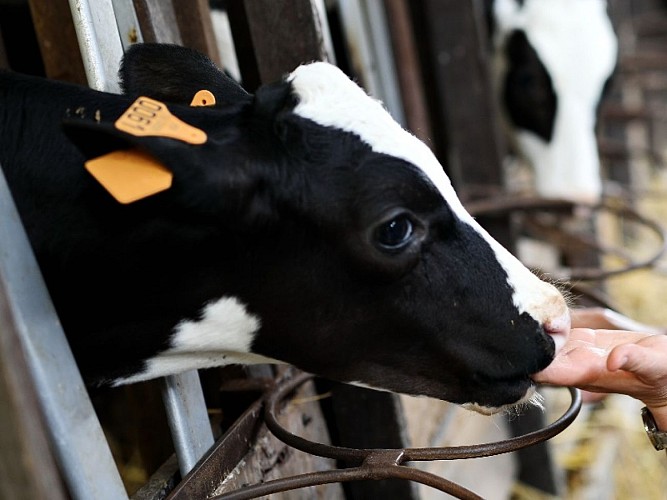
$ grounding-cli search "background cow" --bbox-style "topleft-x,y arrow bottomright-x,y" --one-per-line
487,0 -> 618,202
0,43 -> 569,413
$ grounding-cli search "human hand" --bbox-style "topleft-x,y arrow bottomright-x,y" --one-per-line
533,328 -> 667,430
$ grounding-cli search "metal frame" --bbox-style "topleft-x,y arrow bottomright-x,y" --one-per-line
68,0 -> 215,479
0,167 -> 128,499
0,2 -> 215,498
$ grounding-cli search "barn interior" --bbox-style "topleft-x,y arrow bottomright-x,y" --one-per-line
2,1 -> 667,499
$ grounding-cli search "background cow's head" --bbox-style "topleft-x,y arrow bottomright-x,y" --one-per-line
488,0 -> 618,202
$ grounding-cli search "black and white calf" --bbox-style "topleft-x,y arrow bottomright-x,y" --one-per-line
488,0 -> 618,202
0,43 -> 569,413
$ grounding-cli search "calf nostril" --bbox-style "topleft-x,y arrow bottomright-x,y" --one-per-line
542,312 -> 570,355
543,311 -> 571,337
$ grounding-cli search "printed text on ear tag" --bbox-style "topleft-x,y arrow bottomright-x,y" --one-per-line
190,90 -> 216,107
115,96 -> 207,144
85,149 -> 173,204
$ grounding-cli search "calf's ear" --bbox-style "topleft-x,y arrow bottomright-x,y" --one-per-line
119,43 -> 251,106
63,103 -> 287,221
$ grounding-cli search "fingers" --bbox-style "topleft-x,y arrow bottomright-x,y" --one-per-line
532,341 -> 608,386
608,342 -> 666,381
533,329 -> 656,386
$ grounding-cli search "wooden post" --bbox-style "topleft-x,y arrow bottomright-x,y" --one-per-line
227,0 -> 330,91
172,0 -> 222,66
27,0 -> 87,84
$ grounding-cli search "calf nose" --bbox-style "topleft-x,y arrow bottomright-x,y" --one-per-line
543,309 -> 570,354
544,309 -> 571,336
522,280 -> 570,351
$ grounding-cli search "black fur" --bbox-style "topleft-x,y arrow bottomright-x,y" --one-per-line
0,44 -> 559,407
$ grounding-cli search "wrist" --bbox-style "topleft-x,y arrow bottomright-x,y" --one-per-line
647,405 -> 667,431
642,406 -> 667,451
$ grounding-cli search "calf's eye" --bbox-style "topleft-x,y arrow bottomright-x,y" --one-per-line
374,214 -> 414,252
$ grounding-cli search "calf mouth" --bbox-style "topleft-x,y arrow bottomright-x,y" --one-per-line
462,377 -> 542,416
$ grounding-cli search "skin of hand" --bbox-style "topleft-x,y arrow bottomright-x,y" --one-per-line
533,328 -> 667,430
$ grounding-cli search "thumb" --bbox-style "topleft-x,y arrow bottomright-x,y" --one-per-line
608,343 -> 660,378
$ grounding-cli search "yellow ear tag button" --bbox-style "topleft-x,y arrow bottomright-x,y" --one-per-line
115,96 -> 207,144
190,90 -> 216,107
85,149 -> 173,204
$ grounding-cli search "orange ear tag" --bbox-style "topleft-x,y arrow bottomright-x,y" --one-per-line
190,90 -> 216,107
87,92 -> 215,203
115,96 -> 207,144
85,149 -> 173,204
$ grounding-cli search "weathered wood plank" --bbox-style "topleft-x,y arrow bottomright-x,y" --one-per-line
133,0 -> 182,45
169,377 -> 343,499
172,0 -> 221,66
409,0 -> 506,196
0,25 -> 8,69
27,0 -> 87,84
241,0 -> 330,84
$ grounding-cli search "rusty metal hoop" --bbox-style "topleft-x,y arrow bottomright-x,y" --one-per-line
465,196 -> 667,282
211,371 -> 582,500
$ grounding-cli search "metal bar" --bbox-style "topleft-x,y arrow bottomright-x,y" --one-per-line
68,0 -> 216,477
0,167 -> 129,500
68,0 -> 124,92
0,242 -> 67,500
167,398 -> 265,499
161,372 -> 215,476
170,371 -> 581,499
383,0 -> 432,143
112,0 -> 144,50
335,0 -> 405,124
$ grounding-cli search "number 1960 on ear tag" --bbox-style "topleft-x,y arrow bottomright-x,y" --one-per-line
115,96 -> 207,144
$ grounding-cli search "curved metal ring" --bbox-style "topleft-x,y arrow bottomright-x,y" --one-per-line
264,372 -> 582,462
211,372 -> 581,499
465,196 -> 667,281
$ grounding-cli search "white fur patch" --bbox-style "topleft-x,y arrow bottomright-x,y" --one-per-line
288,62 -> 568,325
492,0 -> 618,201
113,296 -> 278,386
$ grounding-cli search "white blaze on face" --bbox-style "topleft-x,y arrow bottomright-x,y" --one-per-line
493,0 -> 618,202
289,62 -> 569,328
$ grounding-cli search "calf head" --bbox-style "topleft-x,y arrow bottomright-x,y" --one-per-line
3,43 -> 570,413
488,0 -> 618,202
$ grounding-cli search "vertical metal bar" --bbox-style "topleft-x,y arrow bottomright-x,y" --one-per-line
359,0 -> 405,124
0,168 -> 129,500
111,0 -> 145,50
68,0 -> 124,92
161,372 -> 215,476
335,0 -> 405,124
68,0 -> 216,476
383,0 -> 433,143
